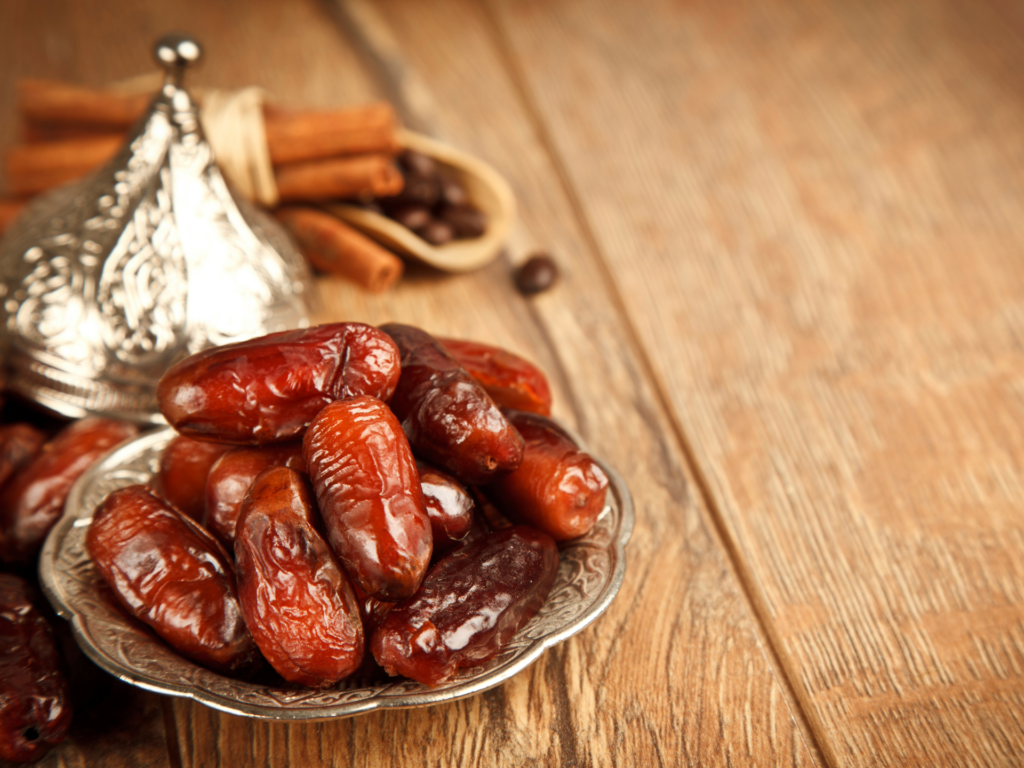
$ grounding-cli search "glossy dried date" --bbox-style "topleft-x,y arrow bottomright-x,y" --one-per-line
439,338 -> 552,416
381,323 -> 524,484
416,461 -> 475,554
303,396 -> 432,600
0,417 -> 138,564
87,485 -> 260,675
204,443 -> 305,548
484,411 -> 608,541
0,424 -> 46,491
371,526 -> 559,685
157,322 -> 401,445
235,467 -> 364,687
0,574 -> 72,763
156,436 -> 230,521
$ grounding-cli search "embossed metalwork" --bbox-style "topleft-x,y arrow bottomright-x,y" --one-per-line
0,36 -> 312,424
40,425 -> 633,721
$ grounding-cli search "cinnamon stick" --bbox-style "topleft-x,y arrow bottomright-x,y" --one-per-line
274,154 -> 404,202
263,104 -> 399,164
17,79 -> 151,131
275,206 -> 403,292
5,134 -> 122,196
17,79 -> 399,164
0,200 -> 27,235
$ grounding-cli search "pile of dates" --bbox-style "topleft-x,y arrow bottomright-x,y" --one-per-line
0,406 -> 139,762
88,322 -> 609,691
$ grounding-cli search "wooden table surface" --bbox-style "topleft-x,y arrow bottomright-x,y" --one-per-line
3,0 -> 1024,765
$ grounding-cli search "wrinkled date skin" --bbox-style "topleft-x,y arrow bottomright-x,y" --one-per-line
439,338 -> 552,416
303,396 -> 432,600
0,424 -> 47,493
381,324 -> 524,484
371,526 -> 559,686
0,574 -> 72,763
485,411 -> 608,541
235,467 -> 364,687
416,461 -> 475,554
0,418 -> 139,564
204,443 -> 305,548
156,436 -> 231,521
87,485 -> 260,675
157,323 -> 402,445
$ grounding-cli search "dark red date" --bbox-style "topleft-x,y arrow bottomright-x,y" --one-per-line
235,467 -> 364,687
156,436 -> 231,521
371,526 -> 559,685
0,417 -> 139,564
439,338 -> 552,416
484,411 -> 608,541
204,443 -> 304,548
303,396 -> 432,600
0,424 -> 47,493
416,461 -> 475,554
381,323 -> 524,484
157,322 -> 401,445
0,574 -> 72,763
87,485 -> 260,675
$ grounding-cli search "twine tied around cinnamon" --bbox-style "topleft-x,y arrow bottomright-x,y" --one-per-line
201,87 -> 279,207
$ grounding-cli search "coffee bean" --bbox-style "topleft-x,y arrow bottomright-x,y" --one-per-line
515,253 -> 559,295
400,150 -> 438,178
389,204 -> 432,231
439,204 -> 487,239
416,220 -> 455,246
439,173 -> 469,207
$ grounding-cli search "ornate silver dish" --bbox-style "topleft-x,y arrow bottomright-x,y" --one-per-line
39,426 -> 633,721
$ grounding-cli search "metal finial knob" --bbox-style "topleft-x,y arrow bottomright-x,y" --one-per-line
155,35 -> 202,86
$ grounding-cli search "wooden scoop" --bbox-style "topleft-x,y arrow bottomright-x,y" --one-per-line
328,129 -> 515,273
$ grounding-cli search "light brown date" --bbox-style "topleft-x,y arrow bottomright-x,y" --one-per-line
234,466 -> 364,687
157,322 -> 401,445
156,436 -> 230,521
484,411 -> 608,541
203,443 -> 305,548
381,323 -> 524,484
0,418 -> 139,564
303,396 -> 433,600
87,485 -> 260,675
439,338 -> 552,416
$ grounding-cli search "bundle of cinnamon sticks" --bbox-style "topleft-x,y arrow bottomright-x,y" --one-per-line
2,79 -> 476,292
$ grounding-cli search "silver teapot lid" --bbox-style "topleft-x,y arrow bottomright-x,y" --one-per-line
0,35 -> 313,424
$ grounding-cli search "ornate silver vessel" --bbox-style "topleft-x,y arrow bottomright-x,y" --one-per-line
0,35 -> 313,423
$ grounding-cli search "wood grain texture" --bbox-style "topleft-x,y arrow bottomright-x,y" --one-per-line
485,0 -> 1024,764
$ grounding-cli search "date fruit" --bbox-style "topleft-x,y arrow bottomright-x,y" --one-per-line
381,323 -> 524,484
87,485 -> 260,675
157,323 -> 401,445
439,338 -> 552,416
235,467 -> 364,687
156,436 -> 230,521
416,461 -> 475,553
0,417 -> 138,564
371,526 -> 559,686
303,396 -> 432,600
0,424 -> 46,491
484,411 -> 608,541
0,574 -> 72,763
204,443 -> 305,548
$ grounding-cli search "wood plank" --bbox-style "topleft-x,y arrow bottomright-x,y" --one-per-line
483,0 -> 1024,764
1,0 -> 818,764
